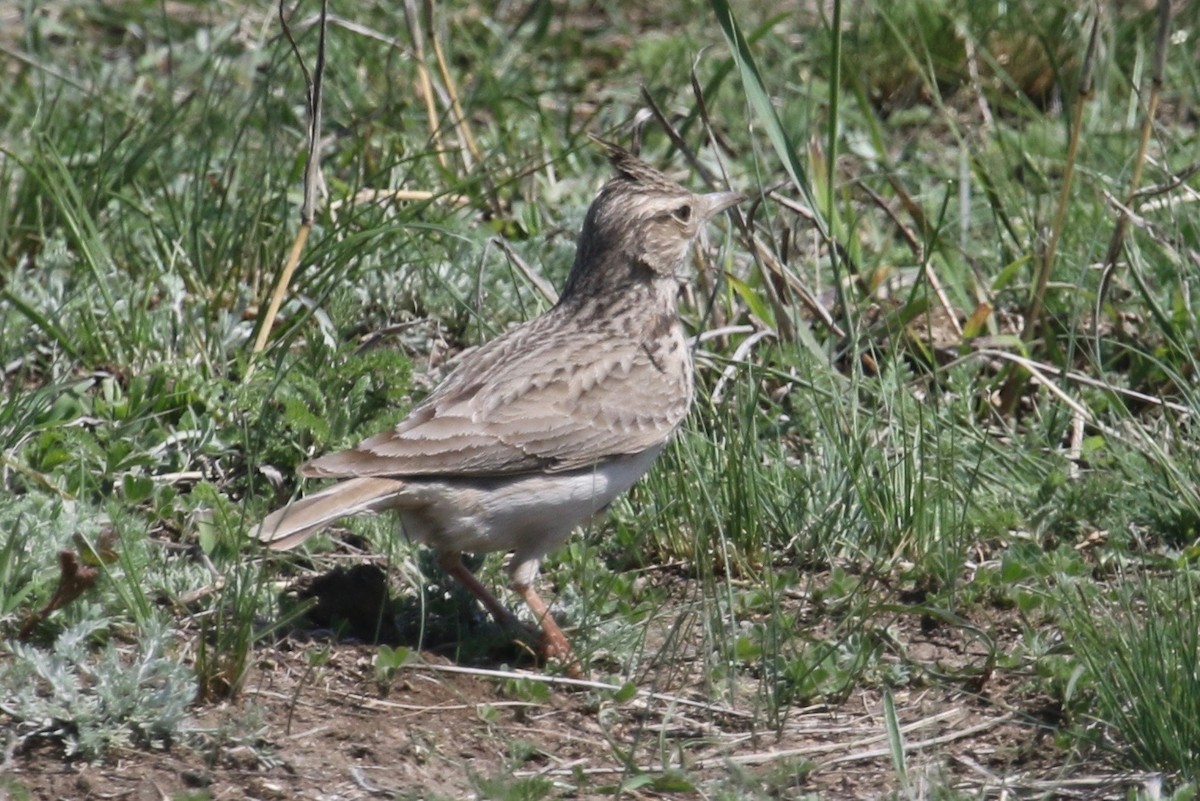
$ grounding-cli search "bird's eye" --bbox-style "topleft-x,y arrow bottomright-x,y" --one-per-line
671,204 -> 693,223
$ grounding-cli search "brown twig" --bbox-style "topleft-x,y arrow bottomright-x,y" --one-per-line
330,187 -> 471,210
426,1 -> 481,169
1094,0 -> 1172,357
639,85 -> 716,186
1130,161 -> 1200,203
857,180 -> 964,338
250,0 -> 328,360
403,0 -> 447,169
401,661 -> 753,718
492,238 -> 559,306
858,181 -> 923,262
19,550 -> 99,639
997,14 -> 1099,415
688,73 -> 808,343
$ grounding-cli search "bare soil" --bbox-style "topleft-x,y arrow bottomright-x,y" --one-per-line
6,575 -> 1140,801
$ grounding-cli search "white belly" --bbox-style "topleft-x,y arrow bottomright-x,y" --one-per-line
395,446 -> 663,583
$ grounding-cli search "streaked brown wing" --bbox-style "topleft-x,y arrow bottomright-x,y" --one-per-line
301,310 -> 690,479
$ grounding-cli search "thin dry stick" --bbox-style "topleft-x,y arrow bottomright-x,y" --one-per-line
961,30 -> 995,129
953,346 -> 1200,458
640,80 -> 838,348
347,696 -> 542,714
679,75 -> 805,342
492,237 -> 560,306
997,14 -> 1099,414
403,0 -> 448,169
1132,160 -> 1200,203
0,452 -> 74,498
1068,409 -> 1085,479
513,707 -> 972,776
883,172 -> 934,242
961,349 -> 1103,428
814,713 -> 1015,770
640,84 -> 715,186
400,661 -> 754,718
858,181 -> 923,261
425,0 -> 481,169
950,348 -> 1192,418
1020,16 -> 1098,339
922,262 -> 965,338
251,0 -> 328,359
691,67 -> 835,346
1094,0 -> 1171,355
710,327 -> 775,404
749,215 -> 844,339
424,4 -> 505,217
331,187 -> 470,210
858,180 -> 964,339
646,80 -> 803,343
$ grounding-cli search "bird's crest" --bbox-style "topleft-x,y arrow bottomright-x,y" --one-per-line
587,134 -> 682,194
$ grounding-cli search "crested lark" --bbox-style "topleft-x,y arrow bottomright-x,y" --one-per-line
252,141 -> 744,669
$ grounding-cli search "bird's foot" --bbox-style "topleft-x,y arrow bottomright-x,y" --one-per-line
538,627 -> 583,680
439,553 -> 583,677
513,583 -> 583,679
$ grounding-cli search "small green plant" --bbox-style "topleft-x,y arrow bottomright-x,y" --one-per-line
470,773 -> 553,801
499,676 -> 552,704
0,618 -> 195,759
373,644 -> 414,691
0,778 -> 33,801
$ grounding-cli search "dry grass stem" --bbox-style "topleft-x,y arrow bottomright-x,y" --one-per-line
251,0 -> 328,359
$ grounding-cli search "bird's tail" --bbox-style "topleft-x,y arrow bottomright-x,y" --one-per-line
249,477 -> 405,551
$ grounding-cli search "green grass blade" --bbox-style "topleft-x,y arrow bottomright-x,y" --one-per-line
708,0 -> 827,239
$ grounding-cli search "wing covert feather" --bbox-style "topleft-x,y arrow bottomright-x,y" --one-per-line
301,310 -> 691,480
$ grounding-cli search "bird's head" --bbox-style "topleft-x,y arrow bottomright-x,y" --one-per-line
560,140 -> 744,301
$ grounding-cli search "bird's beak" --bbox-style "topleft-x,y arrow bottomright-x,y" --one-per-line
701,190 -> 747,219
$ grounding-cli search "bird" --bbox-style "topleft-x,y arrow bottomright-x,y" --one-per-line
251,139 -> 744,671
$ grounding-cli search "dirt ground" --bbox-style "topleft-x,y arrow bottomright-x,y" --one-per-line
5,574 -> 1151,801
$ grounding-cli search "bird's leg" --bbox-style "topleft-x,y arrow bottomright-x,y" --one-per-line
437,551 -> 521,630
512,582 -> 581,678
437,551 -> 581,676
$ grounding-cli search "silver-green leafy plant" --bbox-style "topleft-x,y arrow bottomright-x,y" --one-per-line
1,618 -> 196,760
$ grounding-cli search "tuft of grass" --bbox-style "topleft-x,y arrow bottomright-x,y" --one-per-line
1063,574 -> 1200,780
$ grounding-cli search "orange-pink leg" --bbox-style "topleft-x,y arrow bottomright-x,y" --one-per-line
437,551 -> 580,676
512,582 -> 580,676
438,551 -> 520,629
